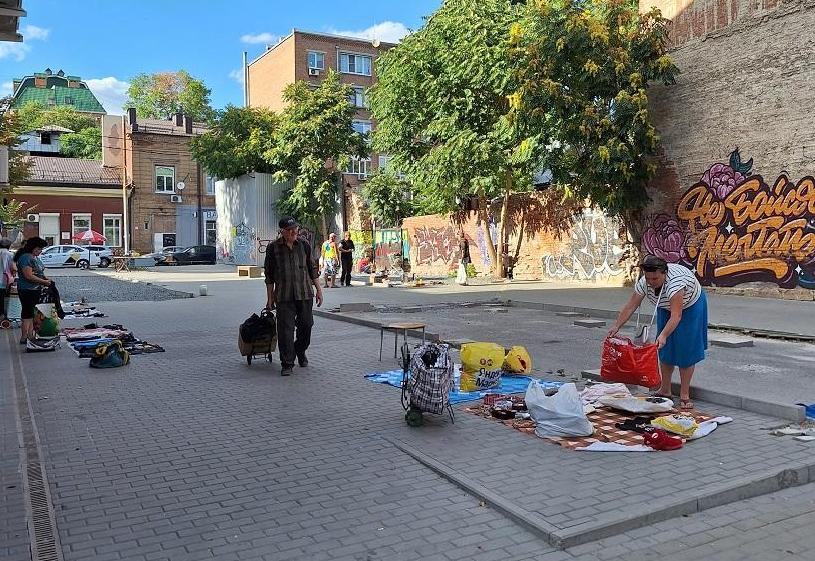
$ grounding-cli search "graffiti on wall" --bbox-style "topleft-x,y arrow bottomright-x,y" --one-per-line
642,149 -> 815,289
230,223 -> 256,264
414,225 -> 459,266
542,209 -> 625,281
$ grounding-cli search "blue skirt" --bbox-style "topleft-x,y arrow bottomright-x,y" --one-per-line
656,291 -> 708,368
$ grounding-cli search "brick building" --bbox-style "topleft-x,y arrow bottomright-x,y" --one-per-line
247,29 -> 396,233
638,0 -> 815,294
102,110 -> 216,253
12,156 -> 123,246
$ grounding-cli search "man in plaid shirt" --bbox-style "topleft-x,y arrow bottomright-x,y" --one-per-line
265,217 -> 323,376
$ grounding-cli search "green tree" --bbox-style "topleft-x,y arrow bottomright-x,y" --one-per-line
360,168 -> 416,227
368,0 -> 539,276
124,70 -> 215,122
0,97 -> 32,188
60,127 -> 103,159
190,105 -> 279,179
265,70 -> 368,237
512,0 -> 678,244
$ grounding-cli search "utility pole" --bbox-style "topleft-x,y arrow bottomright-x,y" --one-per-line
121,115 -> 130,252
243,52 -> 249,107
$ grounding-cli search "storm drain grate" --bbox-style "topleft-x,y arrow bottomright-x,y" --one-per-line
10,336 -> 64,561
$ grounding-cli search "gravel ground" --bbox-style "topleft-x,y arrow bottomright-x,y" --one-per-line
48,269 -> 193,302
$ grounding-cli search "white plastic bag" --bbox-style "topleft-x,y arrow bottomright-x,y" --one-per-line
526,381 -> 594,438
456,263 -> 468,285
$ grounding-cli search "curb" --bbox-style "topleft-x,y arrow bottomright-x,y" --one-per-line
581,369 -> 806,423
387,434 -> 815,549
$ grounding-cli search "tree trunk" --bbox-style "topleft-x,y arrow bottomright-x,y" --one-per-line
319,214 -> 328,241
477,205 -> 498,275
494,176 -> 512,278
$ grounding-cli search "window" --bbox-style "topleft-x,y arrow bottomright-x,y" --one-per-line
72,214 -> 91,243
41,132 -> 51,145
352,120 -> 373,136
340,53 -> 372,76
205,220 -> 217,246
350,87 -> 367,108
308,51 -> 325,71
378,154 -> 407,179
205,176 -> 216,196
155,166 -> 175,193
345,157 -> 371,178
103,215 -> 122,247
64,96 -> 74,105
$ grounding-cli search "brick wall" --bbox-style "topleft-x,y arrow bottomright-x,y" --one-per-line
640,0 -> 815,294
13,192 -> 122,245
126,133 -> 214,253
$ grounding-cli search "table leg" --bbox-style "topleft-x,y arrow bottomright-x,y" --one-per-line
379,328 -> 384,361
422,327 -> 426,344
393,329 -> 398,359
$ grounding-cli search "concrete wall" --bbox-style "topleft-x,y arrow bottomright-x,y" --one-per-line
640,0 -> 815,293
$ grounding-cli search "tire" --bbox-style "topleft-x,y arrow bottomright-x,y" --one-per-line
76,259 -> 90,270
247,355 -> 252,365
99,257 -> 111,268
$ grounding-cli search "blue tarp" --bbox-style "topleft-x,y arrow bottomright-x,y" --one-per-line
797,403 -> 815,419
365,369 -> 564,405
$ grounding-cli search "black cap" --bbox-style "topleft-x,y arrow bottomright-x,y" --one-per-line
640,255 -> 668,272
278,217 -> 298,230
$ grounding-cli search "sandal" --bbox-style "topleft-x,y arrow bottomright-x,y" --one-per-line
679,399 -> 694,411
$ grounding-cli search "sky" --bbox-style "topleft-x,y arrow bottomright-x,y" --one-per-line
0,0 -> 442,114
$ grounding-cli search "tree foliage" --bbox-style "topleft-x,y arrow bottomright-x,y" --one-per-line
265,70 -> 368,237
124,70 -> 215,122
513,0 -> 678,240
14,101 -> 103,159
368,0 -> 540,275
190,105 -> 279,179
0,97 -> 32,188
360,169 -> 416,227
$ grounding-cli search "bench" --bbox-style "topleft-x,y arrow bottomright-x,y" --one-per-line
237,266 -> 263,278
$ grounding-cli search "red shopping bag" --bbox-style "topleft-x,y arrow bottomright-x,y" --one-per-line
600,336 -> 661,388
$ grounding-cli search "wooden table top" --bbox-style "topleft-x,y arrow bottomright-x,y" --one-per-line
383,322 -> 427,330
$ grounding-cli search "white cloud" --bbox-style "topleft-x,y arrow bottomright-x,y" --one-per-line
85,77 -> 130,113
1,81 -> 12,96
329,21 -> 410,44
0,42 -> 30,61
22,25 -> 50,40
228,68 -> 244,86
241,32 -> 279,45
0,24 -> 49,60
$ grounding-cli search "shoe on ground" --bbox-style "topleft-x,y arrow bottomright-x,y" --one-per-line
298,354 -> 308,367
281,366 -> 293,376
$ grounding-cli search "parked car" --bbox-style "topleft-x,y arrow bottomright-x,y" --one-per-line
85,245 -> 114,268
39,245 -> 103,269
156,245 -> 217,265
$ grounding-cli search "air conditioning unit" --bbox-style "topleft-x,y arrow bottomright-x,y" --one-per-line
26,213 -> 39,223
308,68 -> 321,76
170,195 -> 182,203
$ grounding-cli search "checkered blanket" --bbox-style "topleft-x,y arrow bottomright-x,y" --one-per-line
464,401 -> 715,450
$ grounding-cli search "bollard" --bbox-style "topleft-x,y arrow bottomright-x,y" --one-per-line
199,284 -> 208,296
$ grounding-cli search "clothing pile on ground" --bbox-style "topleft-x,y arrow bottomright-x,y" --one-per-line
62,300 -> 106,320
464,381 -> 733,452
63,323 -> 165,359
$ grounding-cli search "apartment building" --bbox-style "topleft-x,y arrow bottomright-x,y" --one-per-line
102,110 -> 216,253
247,29 -> 396,232
12,68 -> 106,116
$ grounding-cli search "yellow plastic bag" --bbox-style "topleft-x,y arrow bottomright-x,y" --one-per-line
459,342 -> 505,392
651,414 -> 699,437
503,345 -> 532,374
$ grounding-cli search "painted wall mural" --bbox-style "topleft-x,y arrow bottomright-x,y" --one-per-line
542,209 -> 625,282
414,225 -> 460,266
643,149 -> 815,289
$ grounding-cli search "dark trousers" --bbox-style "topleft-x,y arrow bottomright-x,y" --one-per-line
340,256 -> 353,286
276,299 -> 314,367
0,287 -> 6,318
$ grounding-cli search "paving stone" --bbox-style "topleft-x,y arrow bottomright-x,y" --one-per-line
555,311 -> 583,317
709,334 -> 755,348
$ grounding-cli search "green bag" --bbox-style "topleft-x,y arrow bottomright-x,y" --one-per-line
38,317 -> 60,337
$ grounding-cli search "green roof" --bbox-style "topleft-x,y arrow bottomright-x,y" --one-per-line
12,76 -> 106,114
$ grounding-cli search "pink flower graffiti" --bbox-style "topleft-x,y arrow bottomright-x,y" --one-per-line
701,163 -> 745,199
642,214 -> 686,263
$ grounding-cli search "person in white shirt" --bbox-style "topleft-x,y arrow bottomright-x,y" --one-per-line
608,255 -> 708,410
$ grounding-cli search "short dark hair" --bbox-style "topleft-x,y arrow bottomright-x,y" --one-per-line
640,255 -> 668,273
278,217 -> 298,230
13,236 -> 48,263
0,238 -> 11,249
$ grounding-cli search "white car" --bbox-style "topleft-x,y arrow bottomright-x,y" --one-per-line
142,246 -> 185,261
85,245 -> 114,268
39,245 -> 103,269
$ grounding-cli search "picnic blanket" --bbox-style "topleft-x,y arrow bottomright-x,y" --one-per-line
463,401 -> 719,450
365,369 -> 563,405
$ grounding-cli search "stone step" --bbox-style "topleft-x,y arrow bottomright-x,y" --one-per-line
574,319 -> 606,328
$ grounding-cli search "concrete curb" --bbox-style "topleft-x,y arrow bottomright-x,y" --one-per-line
387,436 -> 815,549
581,369 -> 805,422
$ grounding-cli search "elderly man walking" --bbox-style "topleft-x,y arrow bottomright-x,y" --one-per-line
264,217 -> 324,376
